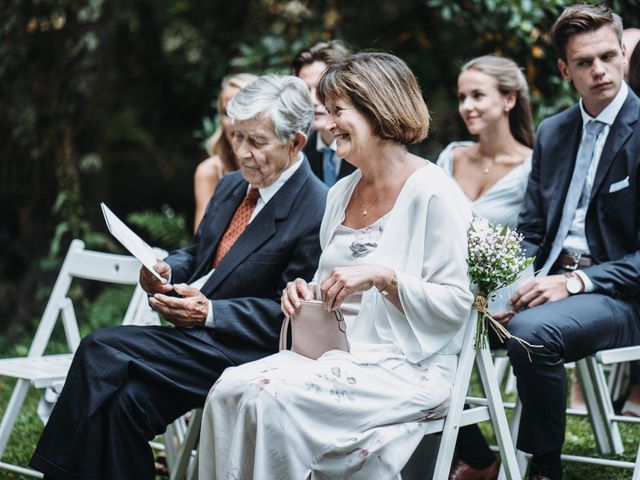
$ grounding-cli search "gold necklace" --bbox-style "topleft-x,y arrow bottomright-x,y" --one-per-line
482,161 -> 495,174
479,151 -> 515,174
355,180 -> 379,216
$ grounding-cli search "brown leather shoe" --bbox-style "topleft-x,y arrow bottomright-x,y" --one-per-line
449,458 -> 499,480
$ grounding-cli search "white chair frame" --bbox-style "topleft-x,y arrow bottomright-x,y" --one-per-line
0,239 -> 161,477
417,311 -> 522,479
495,346 -> 640,479
163,408 -> 202,480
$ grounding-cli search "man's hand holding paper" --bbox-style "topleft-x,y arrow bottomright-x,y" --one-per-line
139,260 -> 173,295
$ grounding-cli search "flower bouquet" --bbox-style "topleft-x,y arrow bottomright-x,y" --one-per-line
467,218 -> 540,356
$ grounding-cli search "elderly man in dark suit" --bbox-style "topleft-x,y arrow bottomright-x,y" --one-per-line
30,75 -> 327,480
291,41 -> 356,186
449,5 -> 640,480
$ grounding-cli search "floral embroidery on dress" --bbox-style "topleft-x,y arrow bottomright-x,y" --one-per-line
417,401 -> 449,421
329,387 -> 355,401
349,218 -> 385,258
305,382 -> 321,393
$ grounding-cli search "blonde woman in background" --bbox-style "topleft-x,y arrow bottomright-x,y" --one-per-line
438,55 -> 534,480
194,73 -> 257,232
437,55 -> 534,229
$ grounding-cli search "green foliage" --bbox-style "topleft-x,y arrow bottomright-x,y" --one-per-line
3,0 -> 640,336
78,283 -> 136,335
231,34 -> 313,73
127,206 -> 191,251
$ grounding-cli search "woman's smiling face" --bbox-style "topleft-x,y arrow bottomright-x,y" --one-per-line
457,69 -> 512,136
324,96 -> 375,162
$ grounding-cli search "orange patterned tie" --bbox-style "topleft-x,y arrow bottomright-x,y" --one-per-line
212,187 -> 261,268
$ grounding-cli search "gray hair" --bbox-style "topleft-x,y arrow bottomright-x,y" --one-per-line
226,74 -> 313,144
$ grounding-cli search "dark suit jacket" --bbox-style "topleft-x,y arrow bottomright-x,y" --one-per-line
303,129 -> 356,183
165,161 -> 327,364
518,88 -> 640,298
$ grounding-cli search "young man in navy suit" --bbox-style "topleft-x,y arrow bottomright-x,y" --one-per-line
291,41 -> 356,186
451,4 -> 640,480
30,75 -> 328,480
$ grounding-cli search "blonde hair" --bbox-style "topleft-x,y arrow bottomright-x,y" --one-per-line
205,73 -> 257,170
461,55 -> 535,148
317,52 -> 430,144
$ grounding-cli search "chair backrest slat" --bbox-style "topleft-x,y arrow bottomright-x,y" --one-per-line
64,249 -> 141,285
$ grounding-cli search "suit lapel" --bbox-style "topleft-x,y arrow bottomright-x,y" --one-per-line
303,131 -> 323,180
547,107 -> 583,228
192,180 -> 248,279
590,94 -> 639,200
202,161 -> 311,295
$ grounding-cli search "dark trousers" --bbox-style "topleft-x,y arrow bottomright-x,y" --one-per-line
507,292 -> 640,454
30,325 -> 239,480
457,289 -> 640,462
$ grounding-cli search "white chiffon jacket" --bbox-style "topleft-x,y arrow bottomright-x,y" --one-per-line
317,162 -> 474,364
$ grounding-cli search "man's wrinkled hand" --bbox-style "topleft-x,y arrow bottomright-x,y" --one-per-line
510,274 -> 568,311
139,260 -> 173,295
149,284 -> 209,327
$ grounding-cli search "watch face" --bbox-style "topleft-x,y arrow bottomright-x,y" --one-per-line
566,276 -> 582,294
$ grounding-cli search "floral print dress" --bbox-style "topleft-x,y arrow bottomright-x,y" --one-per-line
198,210 -> 458,480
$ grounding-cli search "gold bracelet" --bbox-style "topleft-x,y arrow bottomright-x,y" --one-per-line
379,270 -> 398,297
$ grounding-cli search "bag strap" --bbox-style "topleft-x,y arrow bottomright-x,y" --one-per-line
279,316 -> 290,351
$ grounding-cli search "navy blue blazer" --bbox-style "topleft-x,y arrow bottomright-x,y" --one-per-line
165,160 -> 327,363
518,88 -> 640,298
303,130 -> 356,183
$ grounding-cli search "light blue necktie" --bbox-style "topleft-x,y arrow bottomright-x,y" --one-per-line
538,120 -> 606,276
322,148 -> 337,187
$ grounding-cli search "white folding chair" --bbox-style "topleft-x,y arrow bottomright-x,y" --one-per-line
162,408 -> 202,480
497,345 -> 640,479
414,311 -> 522,479
0,239 -> 162,477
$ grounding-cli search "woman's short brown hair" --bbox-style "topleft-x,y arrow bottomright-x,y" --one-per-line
317,52 -> 430,145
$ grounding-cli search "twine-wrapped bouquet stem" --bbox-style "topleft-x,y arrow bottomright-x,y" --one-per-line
472,295 -> 541,361
467,218 -> 541,360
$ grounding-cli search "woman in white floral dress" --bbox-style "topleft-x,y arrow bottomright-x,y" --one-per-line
198,52 -> 474,480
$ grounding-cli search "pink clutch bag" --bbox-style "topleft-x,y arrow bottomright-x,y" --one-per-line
279,300 -> 350,359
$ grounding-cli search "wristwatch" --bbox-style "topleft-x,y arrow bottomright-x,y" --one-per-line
564,272 -> 584,295
379,270 -> 398,297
